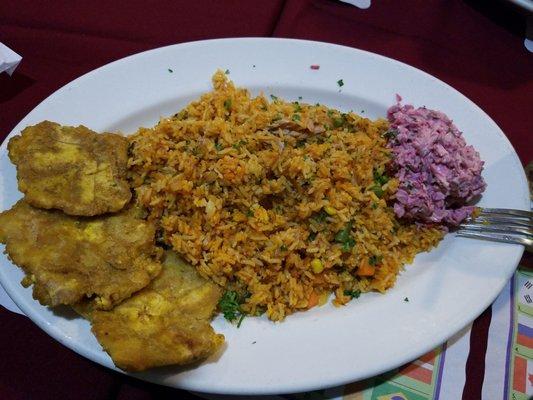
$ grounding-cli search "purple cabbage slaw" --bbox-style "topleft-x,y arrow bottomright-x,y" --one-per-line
387,98 -> 486,226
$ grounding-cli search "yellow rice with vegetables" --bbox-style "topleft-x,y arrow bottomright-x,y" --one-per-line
128,71 -> 443,321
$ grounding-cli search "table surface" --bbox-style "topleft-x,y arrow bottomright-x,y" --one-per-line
0,1 -> 531,399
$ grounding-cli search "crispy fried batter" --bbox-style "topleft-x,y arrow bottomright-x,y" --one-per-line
8,121 -> 131,216
0,200 -> 162,309
76,251 -> 224,372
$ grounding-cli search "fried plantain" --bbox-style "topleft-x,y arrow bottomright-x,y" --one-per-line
8,121 -> 131,216
0,200 -> 161,309
75,251 -> 224,372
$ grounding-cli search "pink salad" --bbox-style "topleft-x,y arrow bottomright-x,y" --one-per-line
387,99 -> 486,226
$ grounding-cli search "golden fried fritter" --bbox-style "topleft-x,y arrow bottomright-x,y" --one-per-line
0,200 -> 161,309
8,121 -> 131,216
75,251 -> 224,372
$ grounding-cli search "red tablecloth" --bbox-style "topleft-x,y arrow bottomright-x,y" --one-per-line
0,1 -> 531,399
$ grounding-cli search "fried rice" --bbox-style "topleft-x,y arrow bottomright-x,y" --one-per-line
127,71 -> 443,321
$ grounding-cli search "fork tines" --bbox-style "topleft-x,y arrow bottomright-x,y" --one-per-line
456,208 -> 532,251
479,208 -> 532,220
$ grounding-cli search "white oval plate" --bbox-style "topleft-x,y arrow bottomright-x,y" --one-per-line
0,38 -> 528,395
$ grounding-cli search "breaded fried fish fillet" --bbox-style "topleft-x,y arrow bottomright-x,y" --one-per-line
75,251 -> 224,372
8,121 -> 131,216
0,201 -> 161,309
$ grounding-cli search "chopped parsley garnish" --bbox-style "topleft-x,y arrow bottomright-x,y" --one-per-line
218,291 -> 240,320
307,231 -> 318,241
214,141 -> 224,151
270,94 -> 278,101
337,79 -> 344,87
373,168 -> 389,186
218,291 -> 247,327
371,168 -> 389,198
293,102 -> 302,112
224,69 -> 230,74
341,238 -> 355,252
344,289 -> 361,299
371,185 -> 384,198
223,99 -> 232,111
298,96 -> 303,100
368,254 -> 383,266
168,68 -> 173,73
332,114 -> 347,129
334,222 -> 356,252
311,209 -> 329,223
280,244 -> 288,251
381,129 -> 398,140
371,202 -> 378,210
327,109 -> 335,117
296,139 -> 306,148
292,114 -> 301,122
271,114 -> 282,122
246,209 -> 254,217
232,139 -> 247,149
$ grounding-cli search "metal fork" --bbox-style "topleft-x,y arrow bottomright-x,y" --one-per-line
456,208 -> 532,252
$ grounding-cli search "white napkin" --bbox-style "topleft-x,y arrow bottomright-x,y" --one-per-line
0,42 -> 22,76
525,39 -> 533,53
339,0 -> 371,9
526,18 -> 533,53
